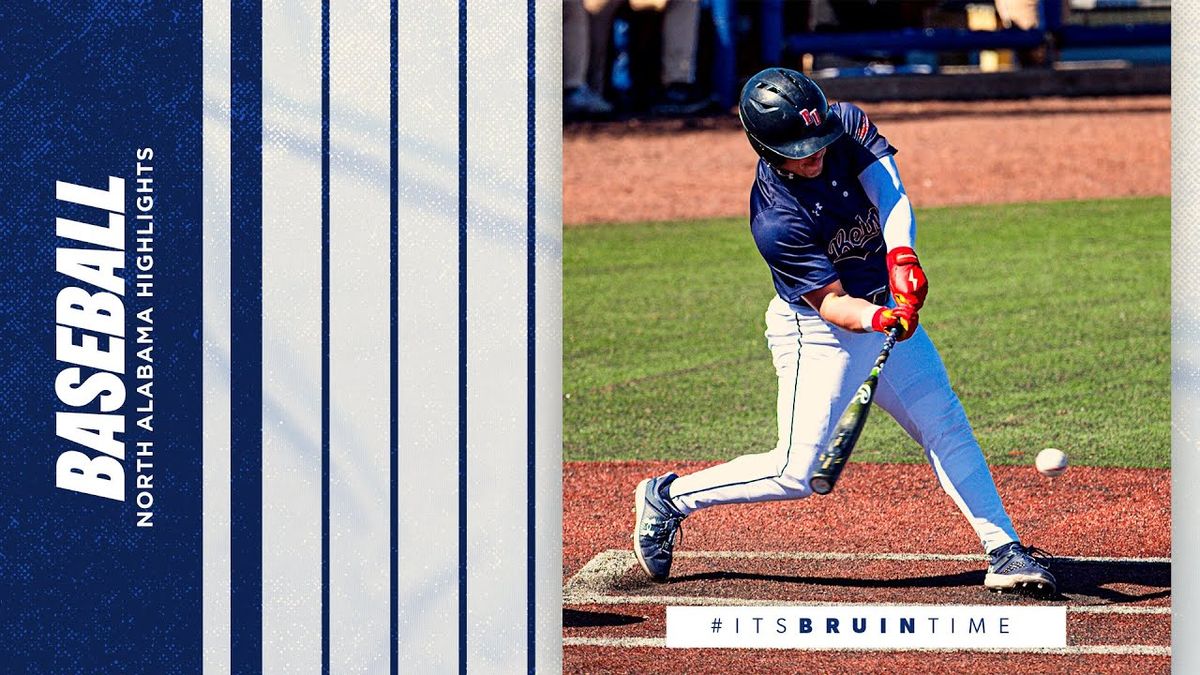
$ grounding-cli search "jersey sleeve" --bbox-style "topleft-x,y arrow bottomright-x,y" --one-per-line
858,155 -> 916,251
750,207 -> 838,304
836,102 -> 897,174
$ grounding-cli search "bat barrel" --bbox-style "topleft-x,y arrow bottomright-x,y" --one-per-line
809,475 -> 834,495
806,328 -> 901,496
809,441 -> 853,494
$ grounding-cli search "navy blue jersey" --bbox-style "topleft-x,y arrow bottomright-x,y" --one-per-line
750,102 -> 898,306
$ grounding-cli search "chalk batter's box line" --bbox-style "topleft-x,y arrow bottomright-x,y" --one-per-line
561,636 -> 1171,656
671,551 -> 1172,564
563,550 -> 1171,616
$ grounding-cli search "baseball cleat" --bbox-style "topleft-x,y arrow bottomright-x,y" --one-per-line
984,542 -> 1057,595
632,473 -> 686,582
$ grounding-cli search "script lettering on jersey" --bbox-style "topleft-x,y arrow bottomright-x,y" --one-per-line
827,207 -> 882,263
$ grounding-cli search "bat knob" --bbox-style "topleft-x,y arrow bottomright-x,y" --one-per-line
809,476 -> 832,495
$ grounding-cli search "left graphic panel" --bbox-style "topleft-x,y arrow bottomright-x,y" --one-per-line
0,2 -> 205,671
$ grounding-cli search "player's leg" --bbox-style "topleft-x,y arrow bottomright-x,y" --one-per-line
875,328 -> 1056,591
563,0 -> 615,119
584,0 -> 621,94
633,297 -> 879,580
665,297 -> 880,513
660,0 -> 699,87
563,0 -> 588,92
874,327 -> 1017,550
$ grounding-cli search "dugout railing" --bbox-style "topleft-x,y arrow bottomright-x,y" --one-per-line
708,0 -> 1170,107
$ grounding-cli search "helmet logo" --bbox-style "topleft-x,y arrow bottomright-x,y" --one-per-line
799,108 -> 821,127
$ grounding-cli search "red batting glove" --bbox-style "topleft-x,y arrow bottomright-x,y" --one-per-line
887,246 -> 928,310
871,305 -> 919,341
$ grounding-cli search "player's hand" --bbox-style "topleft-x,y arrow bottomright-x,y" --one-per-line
886,246 -> 928,310
871,305 -> 919,341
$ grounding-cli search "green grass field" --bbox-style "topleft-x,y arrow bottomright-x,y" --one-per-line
564,197 -> 1169,468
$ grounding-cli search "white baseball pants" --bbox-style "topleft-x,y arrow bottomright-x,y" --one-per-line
667,295 -> 1020,553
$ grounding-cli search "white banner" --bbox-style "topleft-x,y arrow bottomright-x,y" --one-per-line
666,605 -> 1067,650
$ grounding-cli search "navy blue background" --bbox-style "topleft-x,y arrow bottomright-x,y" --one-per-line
0,3 -> 203,671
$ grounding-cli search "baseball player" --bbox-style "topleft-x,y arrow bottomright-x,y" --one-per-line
632,67 -> 1056,594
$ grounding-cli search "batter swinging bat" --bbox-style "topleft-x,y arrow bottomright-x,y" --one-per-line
809,326 -> 901,495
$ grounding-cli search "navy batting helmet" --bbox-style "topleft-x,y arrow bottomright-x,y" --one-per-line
738,68 -> 843,166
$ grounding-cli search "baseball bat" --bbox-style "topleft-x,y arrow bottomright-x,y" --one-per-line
808,326 -> 901,495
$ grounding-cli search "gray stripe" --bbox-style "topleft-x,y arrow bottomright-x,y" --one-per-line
395,0 -> 461,668
262,2 -> 324,670
465,2 -> 528,672
532,0 -> 564,671
202,0 -> 232,671
329,1 -> 392,671
1173,5 -> 1200,671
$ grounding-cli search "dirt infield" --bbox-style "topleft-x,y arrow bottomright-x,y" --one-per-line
562,461 -> 1170,673
563,96 -> 1170,225
563,462 -> 1169,572
564,646 -> 1168,674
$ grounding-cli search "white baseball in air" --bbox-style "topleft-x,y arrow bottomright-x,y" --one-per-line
1035,448 -> 1068,478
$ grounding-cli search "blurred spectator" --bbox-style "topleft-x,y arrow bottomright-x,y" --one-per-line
564,0 -> 621,119
994,0 -> 1046,66
629,0 -> 711,115
994,0 -> 1040,30
824,0 -> 935,32
809,0 -> 942,72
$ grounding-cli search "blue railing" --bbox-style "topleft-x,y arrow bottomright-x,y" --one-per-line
708,0 -> 1169,108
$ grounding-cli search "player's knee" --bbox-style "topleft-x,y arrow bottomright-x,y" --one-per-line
772,446 -> 816,496
924,417 -> 984,476
766,442 -> 792,474
924,405 -> 974,450
771,351 -> 799,378
780,473 -> 809,497
908,387 -> 971,442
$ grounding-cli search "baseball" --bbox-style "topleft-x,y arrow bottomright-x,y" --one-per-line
1035,448 -> 1068,477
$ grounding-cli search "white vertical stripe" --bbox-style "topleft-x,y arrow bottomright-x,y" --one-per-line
395,1 -> 461,669
534,2 -> 564,671
329,1 -> 392,672
1174,4 -> 1200,670
261,2 -> 324,671
466,3 -> 527,673
202,1 -> 232,672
